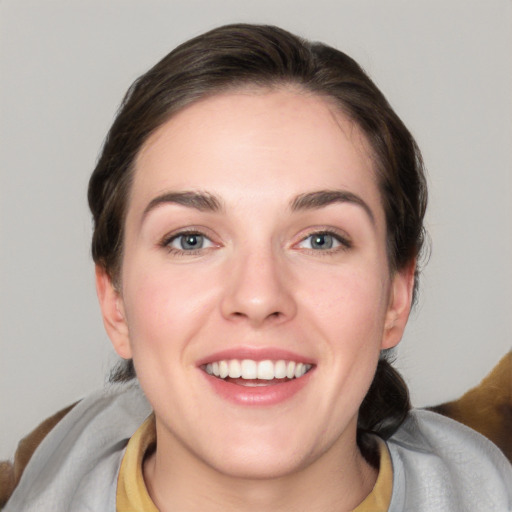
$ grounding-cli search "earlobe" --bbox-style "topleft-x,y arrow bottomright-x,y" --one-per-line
95,265 -> 132,359
381,262 -> 416,350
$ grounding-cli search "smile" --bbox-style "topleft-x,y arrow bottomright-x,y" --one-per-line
203,359 -> 313,383
199,350 -> 315,405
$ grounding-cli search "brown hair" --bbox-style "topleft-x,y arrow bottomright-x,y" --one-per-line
88,24 -> 427,453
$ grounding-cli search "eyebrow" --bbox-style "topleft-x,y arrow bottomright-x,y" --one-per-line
143,191 -> 223,218
142,188 -> 375,224
290,190 -> 375,224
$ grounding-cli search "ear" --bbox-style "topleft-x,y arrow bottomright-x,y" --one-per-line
381,261 -> 416,350
95,265 -> 132,359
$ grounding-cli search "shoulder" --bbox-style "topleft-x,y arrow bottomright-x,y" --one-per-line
387,409 -> 512,511
3,383 -> 151,512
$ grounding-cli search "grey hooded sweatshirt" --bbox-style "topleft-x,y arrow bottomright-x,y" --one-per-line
4,383 -> 512,511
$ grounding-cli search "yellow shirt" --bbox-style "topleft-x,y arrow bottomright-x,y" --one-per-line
117,415 -> 158,512
117,415 -> 393,511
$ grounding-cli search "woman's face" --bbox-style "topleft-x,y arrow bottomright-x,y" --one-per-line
98,89 -> 413,479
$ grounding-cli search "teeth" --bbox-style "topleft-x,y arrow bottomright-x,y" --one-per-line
257,360 -> 274,380
286,361 -> 296,379
275,360 -> 287,379
228,359 -> 241,378
219,360 -> 229,379
204,359 -> 312,380
241,359 -> 257,379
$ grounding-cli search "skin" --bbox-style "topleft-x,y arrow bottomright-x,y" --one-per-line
96,88 -> 414,511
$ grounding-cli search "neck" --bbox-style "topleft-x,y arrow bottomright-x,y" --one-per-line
143,424 -> 377,512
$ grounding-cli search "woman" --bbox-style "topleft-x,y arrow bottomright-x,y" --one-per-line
4,24 -> 511,511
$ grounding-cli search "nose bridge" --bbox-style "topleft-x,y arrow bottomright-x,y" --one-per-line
221,238 -> 296,326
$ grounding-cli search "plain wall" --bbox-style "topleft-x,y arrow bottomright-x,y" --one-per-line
1,0 -> 511,460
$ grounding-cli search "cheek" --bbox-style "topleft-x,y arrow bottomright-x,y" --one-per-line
120,258 -> 220,356
300,263 -> 390,337
300,263 -> 389,377
292,265 -> 390,433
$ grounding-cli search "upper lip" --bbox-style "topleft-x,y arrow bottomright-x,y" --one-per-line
196,347 -> 316,366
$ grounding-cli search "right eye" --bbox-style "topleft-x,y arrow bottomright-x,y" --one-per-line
165,232 -> 215,253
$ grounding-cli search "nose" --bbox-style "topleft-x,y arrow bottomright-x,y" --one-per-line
220,246 -> 297,327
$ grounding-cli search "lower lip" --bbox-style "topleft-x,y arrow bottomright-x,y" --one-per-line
201,370 -> 313,406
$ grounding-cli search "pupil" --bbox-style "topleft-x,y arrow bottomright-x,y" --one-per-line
181,234 -> 202,250
312,234 -> 333,249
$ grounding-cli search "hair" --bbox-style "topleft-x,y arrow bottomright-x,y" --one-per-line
88,23 -> 427,457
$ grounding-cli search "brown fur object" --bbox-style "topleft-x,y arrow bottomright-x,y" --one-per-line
0,403 -> 76,508
429,351 -> 512,462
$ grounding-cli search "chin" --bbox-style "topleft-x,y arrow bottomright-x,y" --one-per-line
208,447 -> 309,480
190,423 -> 328,481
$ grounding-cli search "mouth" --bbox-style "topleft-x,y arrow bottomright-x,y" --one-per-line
202,359 -> 313,387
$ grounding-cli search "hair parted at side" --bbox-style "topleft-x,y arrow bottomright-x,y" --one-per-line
88,23 -> 428,451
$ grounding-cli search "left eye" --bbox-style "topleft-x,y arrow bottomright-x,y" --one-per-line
167,233 -> 214,251
298,232 -> 343,250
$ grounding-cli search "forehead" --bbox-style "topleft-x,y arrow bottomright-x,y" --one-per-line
130,88 -> 381,220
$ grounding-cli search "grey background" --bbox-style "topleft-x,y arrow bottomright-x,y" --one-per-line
1,0 -> 511,460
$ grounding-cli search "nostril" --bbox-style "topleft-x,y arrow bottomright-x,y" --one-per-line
229,310 -> 282,323
221,273 -> 297,325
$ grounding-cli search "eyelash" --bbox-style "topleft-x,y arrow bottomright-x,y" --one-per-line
159,228 -> 352,257
160,230 -> 216,256
295,229 -> 352,254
